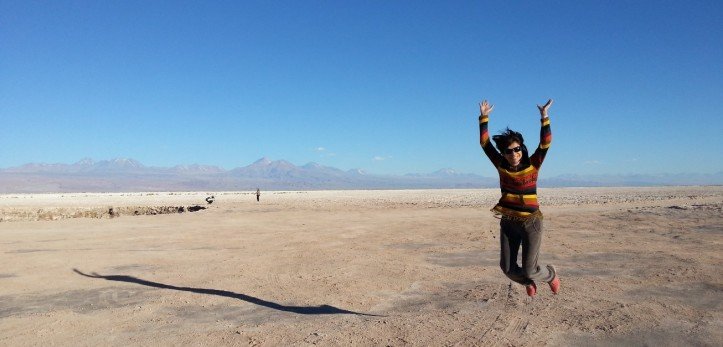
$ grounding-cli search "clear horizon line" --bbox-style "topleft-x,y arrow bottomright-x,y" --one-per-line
1,157 -> 722,178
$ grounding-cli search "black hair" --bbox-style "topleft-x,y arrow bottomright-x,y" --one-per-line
492,128 -> 530,165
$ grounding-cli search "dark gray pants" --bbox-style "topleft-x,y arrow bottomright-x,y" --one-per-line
499,215 -> 555,285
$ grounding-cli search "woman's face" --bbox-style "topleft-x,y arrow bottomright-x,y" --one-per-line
503,141 -> 523,167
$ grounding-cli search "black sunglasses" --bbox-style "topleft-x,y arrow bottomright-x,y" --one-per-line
502,146 -> 522,155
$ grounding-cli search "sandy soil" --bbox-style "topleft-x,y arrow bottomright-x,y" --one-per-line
1,187 -> 721,346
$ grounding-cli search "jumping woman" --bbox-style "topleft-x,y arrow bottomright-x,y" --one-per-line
478,99 -> 560,297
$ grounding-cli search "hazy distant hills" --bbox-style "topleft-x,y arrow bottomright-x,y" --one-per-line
0,157 -> 498,193
0,157 -> 720,193
542,173 -> 723,187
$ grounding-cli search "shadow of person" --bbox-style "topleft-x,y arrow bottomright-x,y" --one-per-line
73,269 -> 380,316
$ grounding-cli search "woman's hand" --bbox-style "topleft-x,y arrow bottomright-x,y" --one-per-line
479,100 -> 494,117
537,99 -> 553,119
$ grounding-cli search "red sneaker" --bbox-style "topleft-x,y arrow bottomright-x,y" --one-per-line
549,275 -> 560,294
525,282 -> 537,297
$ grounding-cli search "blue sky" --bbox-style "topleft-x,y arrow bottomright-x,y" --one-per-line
2,1 -> 721,176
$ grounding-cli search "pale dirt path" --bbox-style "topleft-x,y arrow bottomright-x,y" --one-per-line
0,188 -> 721,346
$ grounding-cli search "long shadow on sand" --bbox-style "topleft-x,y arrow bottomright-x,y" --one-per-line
73,269 -> 378,316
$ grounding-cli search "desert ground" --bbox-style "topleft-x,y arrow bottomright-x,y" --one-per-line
0,187 -> 721,346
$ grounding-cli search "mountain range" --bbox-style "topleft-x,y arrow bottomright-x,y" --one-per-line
0,157 -> 721,193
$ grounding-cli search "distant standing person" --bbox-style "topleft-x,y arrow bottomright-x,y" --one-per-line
256,188 -> 261,202
478,99 -> 560,297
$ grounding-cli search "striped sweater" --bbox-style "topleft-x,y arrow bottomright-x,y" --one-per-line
479,115 -> 552,219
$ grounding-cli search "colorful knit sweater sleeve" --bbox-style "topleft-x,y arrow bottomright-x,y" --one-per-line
530,117 -> 552,168
479,115 -> 503,167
